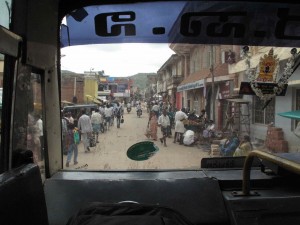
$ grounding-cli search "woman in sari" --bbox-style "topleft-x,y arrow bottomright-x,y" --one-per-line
233,135 -> 253,157
148,111 -> 158,141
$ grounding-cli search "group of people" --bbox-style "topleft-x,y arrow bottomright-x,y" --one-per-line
145,102 -> 253,157
220,132 -> 253,157
62,101 -> 124,167
145,102 -> 213,147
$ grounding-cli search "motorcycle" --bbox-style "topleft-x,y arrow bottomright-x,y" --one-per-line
127,107 -> 131,113
137,109 -> 142,118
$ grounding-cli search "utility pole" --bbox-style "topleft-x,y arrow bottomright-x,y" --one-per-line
210,45 -> 215,121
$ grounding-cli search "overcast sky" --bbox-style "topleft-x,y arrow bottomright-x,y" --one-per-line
60,43 -> 175,77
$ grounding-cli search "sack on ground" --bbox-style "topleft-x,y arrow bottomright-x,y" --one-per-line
66,202 -> 194,225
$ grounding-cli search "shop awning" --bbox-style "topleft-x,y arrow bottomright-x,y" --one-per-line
278,110 -> 300,120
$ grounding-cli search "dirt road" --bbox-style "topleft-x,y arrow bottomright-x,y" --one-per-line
63,108 -> 210,170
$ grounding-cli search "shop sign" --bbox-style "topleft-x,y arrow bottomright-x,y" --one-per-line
114,92 -> 130,97
177,79 -> 204,92
218,81 -> 232,99
239,82 -> 287,96
98,90 -> 111,95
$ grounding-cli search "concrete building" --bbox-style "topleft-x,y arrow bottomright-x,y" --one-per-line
157,54 -> 184,109
168,44 -> 239,129
230,46 -> 300,153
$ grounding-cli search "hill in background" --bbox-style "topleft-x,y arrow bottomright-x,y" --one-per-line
129,73 -> 156,90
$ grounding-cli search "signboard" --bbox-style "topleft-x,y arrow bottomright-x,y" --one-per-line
256,49 -> 279,83
107,77 -> 115,82
218,81 -> 232,99
239,82 -> 287,96
118,84 -> 128,93
177,79 -> 204,92
98,90 -> 111,96
113,92 -> 130,97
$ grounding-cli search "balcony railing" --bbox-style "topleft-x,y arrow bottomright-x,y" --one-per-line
167,75 -> 183,86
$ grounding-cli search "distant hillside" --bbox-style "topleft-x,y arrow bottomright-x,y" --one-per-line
129,73 -> 156,90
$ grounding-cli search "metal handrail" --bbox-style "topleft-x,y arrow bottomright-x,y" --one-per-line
243,150 -> 300,195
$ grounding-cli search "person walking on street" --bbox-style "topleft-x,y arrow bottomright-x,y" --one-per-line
78,109 -> 93,153
114,102 -> 123,128
91,109 -> 102,143
104,104 -> 113,130
61,111 -> 69,155
65,123 -> 79,167
174,108 -> 188,144
66,112 -> 74,124
158,109 -> 170,147
147,111 -> 158,141
110,103 -> 115,126
151,102 -> 160,118
35,114 -> 44,160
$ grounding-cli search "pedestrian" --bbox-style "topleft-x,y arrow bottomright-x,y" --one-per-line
35,114 -> 44,160
61,111 -> 69,155
110,103 -> 115,126
66,112 -> 74,124
114,102 -> 123,128
147,111 -> 158,141
104,104 -> 113,130
65,123 -> 79,167
151,102 -> 159,118
158,109 -> 170,147
136,102 -> 142,117
27,113 -> 41,164
167,107 -> 175,138
77,109 -> 93,153
91,108 -> 102,143
174,108 -> 188,144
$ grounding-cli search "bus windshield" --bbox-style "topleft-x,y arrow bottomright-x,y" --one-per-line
56,2 -> 300,171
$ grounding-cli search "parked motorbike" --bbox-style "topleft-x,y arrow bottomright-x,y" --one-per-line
127,107 -> 131,113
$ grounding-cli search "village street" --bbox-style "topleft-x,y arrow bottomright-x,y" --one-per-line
63,108 -> 211,170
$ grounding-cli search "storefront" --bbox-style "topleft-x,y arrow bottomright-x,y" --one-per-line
177,79 -> 205,114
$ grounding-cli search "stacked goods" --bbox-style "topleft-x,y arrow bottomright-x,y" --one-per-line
210,144 -> 220,157
265,126 -> 288,153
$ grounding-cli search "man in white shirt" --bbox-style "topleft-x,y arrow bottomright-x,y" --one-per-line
151,102 -> 160,118
35,114 -> 44,160
78,109 -> 93,153
174,108 -> 188,144
104,104 -> 113,130
91,109 -> 102,143
158,110 -> 170,147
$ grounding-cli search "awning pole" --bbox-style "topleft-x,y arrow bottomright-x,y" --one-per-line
210,45 -> 215,121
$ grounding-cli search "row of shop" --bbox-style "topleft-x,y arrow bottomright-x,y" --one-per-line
156,46 -> 300,153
